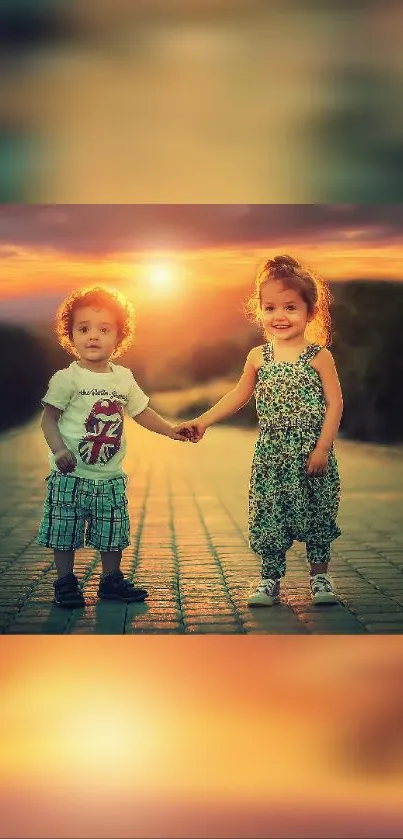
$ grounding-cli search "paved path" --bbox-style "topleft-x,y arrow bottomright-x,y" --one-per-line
0,417 -> 402,634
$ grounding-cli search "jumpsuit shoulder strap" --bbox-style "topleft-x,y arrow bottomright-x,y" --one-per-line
299,344 -> 323,363
262,342 -> 274,363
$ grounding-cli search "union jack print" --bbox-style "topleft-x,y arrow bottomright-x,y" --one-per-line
78,399 -> 124,466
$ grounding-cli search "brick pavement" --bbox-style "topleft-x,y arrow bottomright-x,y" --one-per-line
0,416 -> 402,634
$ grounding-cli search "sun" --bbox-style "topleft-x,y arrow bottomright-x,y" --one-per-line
148,261 -> 175,290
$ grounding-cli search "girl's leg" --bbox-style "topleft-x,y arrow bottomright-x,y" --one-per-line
306,543 -> 338,603
306,543 -> 331,575
248,549 -> 286,606
54,550 -> 75,579
261,549 -> 286,581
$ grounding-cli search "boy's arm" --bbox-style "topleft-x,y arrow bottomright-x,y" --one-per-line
41,404 -> 77,473
126,372 -> 188,440
133,407 -> 189,441
40,369 -> 77,472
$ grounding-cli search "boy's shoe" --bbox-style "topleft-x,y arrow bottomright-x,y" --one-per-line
54,573 -> 85,608
248,577 -> 280,607
97,570 -> 148,603
310,573 -> 338,604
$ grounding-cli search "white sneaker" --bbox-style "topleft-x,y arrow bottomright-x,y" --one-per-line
310,573 -> 338,604
248,578 -> 280,607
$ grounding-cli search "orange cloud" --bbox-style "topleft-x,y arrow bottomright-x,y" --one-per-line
0,242 -> 402,309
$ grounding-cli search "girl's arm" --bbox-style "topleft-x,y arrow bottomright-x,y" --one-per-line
313,349 -> 344,451
178,348 -> 260,437
306,350 -> 343,475
133,407 -> 189,441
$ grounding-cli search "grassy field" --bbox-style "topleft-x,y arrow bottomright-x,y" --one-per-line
149,376 -> 238,421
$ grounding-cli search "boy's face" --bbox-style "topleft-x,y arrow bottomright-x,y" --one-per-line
72,306 -> 119,371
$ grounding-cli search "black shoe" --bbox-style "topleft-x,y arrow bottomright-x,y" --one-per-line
97,570 -> 148,603
54,573 -> 85,608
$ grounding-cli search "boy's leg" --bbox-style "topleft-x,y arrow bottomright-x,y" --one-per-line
100,549 -> 122,576
98,550 -> 148,602
306,543 -> 338,603
54,550 -> 74,579
36,472 -> 86,608
92,478 -> 148,602
248,549 -> 286,607
53,549 -> 85,609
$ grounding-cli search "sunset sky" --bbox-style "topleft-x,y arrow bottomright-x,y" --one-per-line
1,204 -> 403,322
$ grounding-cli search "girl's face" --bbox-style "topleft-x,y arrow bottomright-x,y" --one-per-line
260,280 -> 314,344
72,306 -> 118,371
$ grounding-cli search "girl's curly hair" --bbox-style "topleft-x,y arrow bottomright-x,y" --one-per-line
245,254 -> 332,346
55,285 -> 135,359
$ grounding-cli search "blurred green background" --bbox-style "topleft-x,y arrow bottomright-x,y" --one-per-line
1,0 -> 403,201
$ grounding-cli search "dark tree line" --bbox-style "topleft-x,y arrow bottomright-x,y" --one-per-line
0,324 -> 51,432
1,280 -> 402,443
331,281 -> 403,443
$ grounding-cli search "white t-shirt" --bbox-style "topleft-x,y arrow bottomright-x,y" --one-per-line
42,361 -> 149,480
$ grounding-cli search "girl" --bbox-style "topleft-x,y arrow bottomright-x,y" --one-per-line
38,284 -> 189,609
175,255 -> 343,606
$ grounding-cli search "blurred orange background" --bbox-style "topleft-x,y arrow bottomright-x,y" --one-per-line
1,636 -> 403,837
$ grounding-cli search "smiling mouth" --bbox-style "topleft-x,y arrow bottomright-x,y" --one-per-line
272,325 -> 291,330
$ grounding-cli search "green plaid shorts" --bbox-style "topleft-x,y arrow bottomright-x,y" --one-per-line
37,472 -> 130,552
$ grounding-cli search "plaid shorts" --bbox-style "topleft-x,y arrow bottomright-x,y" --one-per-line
37,472 -> 130,552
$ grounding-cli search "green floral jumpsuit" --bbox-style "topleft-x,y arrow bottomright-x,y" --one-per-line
248,342 -> 341,579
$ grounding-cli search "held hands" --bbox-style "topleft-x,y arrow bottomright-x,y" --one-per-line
171,419 -> 206,443
306,446 -> 329,477
168,426 -> 194,442
54,447 -> 77,474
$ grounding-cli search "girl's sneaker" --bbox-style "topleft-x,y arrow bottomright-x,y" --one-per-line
310,573 -> 338,604
53,573 -> 85,608
248,577 -> 280,607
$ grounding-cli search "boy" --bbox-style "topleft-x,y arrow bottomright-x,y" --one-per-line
38,285 -> 188,608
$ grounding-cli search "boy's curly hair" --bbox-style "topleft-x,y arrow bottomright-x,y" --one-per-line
245,254 -> 332,346
55,285 -> 135,359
